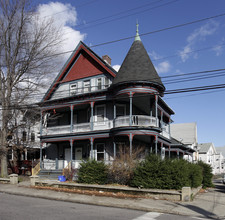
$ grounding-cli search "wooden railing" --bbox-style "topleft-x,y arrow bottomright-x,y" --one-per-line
32,162 -> 40,176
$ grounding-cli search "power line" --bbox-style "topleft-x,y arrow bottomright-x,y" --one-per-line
2,67 -> 225,102
77,0 -> 180,31
1,82 -> 225,111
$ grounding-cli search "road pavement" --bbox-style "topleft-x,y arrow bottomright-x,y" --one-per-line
0,181 -> 224,219
0,193 -> 215,220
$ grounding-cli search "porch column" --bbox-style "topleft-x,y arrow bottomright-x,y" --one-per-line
150,97 -> 152,124
90,137 -> 94,160
70,105 -> 73,133
90,102 -> 94,131
155,135 -> 158,155
40,110 -> 43,136
161,112 -> 163,128
129,133 -> 133,156
25,148 -> 27,160
70,139 -> 73,162
40,110 -> 43,169
169,146 -> 171,158
40,142 -> 43,169
177,150 -> 180,159
129,92 -> 133,126
113,140 -> 116,158
113,102 -> 116,127
155,95 -> 158,126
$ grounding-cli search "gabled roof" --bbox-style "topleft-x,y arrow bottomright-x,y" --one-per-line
112,38 -> 165,93
198,143 -> 216,154
42,41 -> 117,102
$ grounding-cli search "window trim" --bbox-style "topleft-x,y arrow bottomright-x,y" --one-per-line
104,77 -> 110,88
96,143 -> 105,161
83,80 -> 91,93
70,82 -> 78,96
97,77 -> 102,90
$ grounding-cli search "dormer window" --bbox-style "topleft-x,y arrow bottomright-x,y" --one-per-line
97,78 -> 102,90
70,83 -> 78,96
84,80 -> 91,92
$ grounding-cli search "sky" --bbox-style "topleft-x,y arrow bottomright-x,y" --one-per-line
34,0 -> 225,147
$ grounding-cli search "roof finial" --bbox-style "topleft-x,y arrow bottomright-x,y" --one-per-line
134,20 -> 141,41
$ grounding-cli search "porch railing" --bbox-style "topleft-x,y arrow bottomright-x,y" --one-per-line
42,115 -> 163,135
114,115 -> 158,127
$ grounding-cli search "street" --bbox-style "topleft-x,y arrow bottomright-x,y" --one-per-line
0,193 -> 212,220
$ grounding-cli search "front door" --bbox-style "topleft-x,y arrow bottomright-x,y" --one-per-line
64,148 -> 71,168
75,147 -> 82,160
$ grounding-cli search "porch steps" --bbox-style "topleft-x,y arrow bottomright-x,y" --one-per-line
38,169 -> 63,180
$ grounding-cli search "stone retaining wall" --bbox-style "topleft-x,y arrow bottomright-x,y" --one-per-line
35,180 -> 182,201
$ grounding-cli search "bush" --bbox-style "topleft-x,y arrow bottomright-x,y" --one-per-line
197,161 -> 213,188
77,160 -> 108,185
107,146 -> 143,185
130,155 -> 203,190
188,163 -> 203,188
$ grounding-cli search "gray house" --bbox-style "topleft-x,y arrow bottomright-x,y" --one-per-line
39,27 -> 194,170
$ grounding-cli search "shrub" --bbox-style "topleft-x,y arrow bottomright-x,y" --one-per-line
107,145 -> 143,185
130,155 -> 166,189
77,160 -> 108,185
188,163 -> 203,188
197,161 -> 213,188
130,155 -> 203,190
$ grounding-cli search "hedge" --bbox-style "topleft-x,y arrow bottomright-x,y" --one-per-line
77,160 -> 108,184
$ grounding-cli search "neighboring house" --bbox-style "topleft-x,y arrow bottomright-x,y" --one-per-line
215,146 -> 225,174
216,146 -> 225,158
170,123 -> 198,162
39,27 -> 194,170
0,107 -> 40,174
198,143 -> 224,174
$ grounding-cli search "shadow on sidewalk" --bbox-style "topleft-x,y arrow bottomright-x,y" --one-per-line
214,184 -> 225,194
178,204 -> 218,219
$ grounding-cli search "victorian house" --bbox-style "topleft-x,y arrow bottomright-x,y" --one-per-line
39,27 -> 194,170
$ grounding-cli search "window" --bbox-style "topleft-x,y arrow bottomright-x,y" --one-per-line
116,104 -> 126,117
97,78 -> 102,90
84,80 -> 91,92
96,105 -> 105,122
105,77 -> 110,88
96,143 -> 105,161
70,83 -> 78,96
31,133 -> 35,142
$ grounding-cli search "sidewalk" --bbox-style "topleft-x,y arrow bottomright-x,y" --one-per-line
0,181 -> 224,219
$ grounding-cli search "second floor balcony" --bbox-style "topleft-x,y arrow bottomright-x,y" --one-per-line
42,115 -> 170,138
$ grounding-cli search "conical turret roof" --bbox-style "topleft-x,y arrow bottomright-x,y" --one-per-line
113,27 -> 165,93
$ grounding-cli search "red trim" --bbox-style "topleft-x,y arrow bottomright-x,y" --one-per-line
44,43 -> 116,101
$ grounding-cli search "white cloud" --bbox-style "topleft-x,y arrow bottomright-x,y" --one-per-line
37,2 -> 86,62
113,65 -> 121,72
156,61 -> 171,74
187,20 -> 219,43
148,51 -> 162,60
179,20 -> 219,62
213,45 -> 223,56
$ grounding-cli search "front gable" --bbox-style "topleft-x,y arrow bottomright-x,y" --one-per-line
43,41 -> 116,101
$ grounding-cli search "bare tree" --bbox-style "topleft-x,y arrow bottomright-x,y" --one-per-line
0,0 -> 63,177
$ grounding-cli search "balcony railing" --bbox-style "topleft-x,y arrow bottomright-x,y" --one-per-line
114,115 -> 158,127
42,115 -> 171,138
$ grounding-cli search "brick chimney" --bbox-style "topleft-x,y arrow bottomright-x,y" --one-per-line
102,55 -> 111,65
